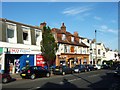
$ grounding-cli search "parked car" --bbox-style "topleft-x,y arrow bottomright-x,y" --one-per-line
93,64 -> 101,70
0,72 -> 12,83
85,64 -> 95,71
50,65 -> 56,71
74,64 -> 87,73
20,66 -> 50,79
101,64 -> 110,69
53,66 -> 74,75
114,65 -> 120,77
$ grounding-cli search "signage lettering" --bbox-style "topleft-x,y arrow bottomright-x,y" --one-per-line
9,48 -> 30,54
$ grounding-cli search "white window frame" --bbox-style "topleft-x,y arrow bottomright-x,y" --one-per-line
6,22 -> 17,43
62,34 -> 66,40
71,37 -> 74,42
35,29 -> 41,46
22,26 -> 31,45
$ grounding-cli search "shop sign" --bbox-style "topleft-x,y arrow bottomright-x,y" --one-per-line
36,55 -> 45,66
9,48 -> 30,54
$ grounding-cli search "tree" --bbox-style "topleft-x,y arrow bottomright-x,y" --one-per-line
41,26 -> 58,68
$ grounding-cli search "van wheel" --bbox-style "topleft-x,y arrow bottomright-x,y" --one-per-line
31,74 -> 36,79
46,73 -> 50,77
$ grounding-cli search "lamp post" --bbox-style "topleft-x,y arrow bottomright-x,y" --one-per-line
95,30 -> 97,65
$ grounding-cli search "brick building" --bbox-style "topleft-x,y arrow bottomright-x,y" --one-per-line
51,23 -> 89,68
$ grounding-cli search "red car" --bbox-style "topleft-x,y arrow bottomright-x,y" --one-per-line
0,73 -> 12,83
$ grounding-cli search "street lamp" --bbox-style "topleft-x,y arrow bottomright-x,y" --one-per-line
95,30 -> 97,65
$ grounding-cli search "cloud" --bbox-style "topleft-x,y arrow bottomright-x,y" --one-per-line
101,25 -> 108,30
62,6 -> 92,15
83,13 -> 91,16
98,25 -> 118,34
111,20 -> 117,23
94,16 -> 102,21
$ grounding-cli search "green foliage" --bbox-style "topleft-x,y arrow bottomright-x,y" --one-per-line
41,26 -> 58,66
102,60 -> 113,66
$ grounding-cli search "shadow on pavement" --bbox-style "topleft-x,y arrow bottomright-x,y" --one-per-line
87,72 -> 120,90
71,73 -> 93,84
39,78 -> 78,88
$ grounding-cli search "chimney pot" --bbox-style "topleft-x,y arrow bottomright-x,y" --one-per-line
74,32 -> 78,37
61,22 -> 66,33
40,22 -> 46,29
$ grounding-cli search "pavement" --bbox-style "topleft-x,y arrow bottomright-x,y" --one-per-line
10,73 -> 22,80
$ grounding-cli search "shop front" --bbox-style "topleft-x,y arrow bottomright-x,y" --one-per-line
56,53 -> 89,68
4,48 -> 43,74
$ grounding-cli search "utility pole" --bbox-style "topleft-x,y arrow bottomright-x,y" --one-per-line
95,30 -> 97,65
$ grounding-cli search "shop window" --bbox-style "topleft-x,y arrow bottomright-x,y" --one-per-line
60,61 -> 66,66
90,61 -> 92,64
83,58 -> 87,64
80,59 -> 82,64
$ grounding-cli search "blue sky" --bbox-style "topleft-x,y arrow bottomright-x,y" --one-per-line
2,2 -> 118,50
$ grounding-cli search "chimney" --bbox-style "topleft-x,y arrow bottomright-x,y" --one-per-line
74,32 -> 78,37
40,22 -> 46,29
61,23 -> 66,33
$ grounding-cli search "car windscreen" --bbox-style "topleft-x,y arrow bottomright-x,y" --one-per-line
74,65 -> 79,68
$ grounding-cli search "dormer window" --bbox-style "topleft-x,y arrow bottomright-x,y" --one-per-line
62,34 -> 66,40
71,37 -> 74,42
7,28 -> 14,38
6,23 -> 17,43
22,26 -> 31,45
23,31 -> 28,41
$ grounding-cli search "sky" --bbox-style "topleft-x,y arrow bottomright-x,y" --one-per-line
1,2 -> 118,51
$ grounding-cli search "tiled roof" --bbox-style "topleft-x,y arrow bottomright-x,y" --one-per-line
51,28 -> 88,47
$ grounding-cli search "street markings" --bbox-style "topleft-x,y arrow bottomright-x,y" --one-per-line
87,74 -> 100,78
59,73 -> 100,84
59,78 -> 81,84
